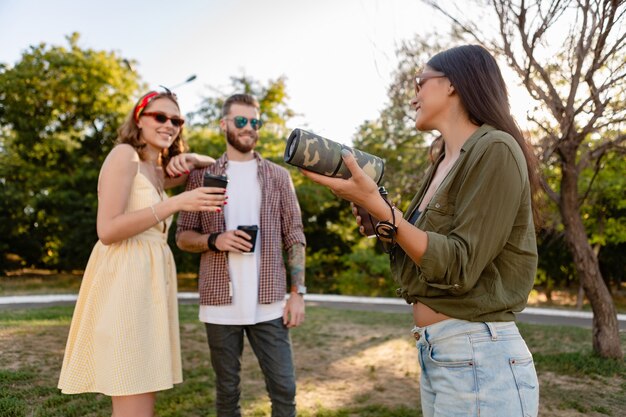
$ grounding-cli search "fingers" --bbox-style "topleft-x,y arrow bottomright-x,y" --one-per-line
165,154 -> 191,177
286,313 -> 304,328
202,187 -> 226,194
215,230 -> 253,253
350,202 -> 359,218
340,150 -> 362,177
300,153 -> 378,206
299,168 -> 338,188
283,306 -> 305,327
183,187 -> 227,212
284,296 -> 305,327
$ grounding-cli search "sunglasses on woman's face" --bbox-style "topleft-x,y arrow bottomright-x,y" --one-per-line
141,112 -> 185,128
414,71 -> 447,94
227,115 -> 263,131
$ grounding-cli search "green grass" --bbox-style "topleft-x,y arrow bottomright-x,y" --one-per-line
1,304 -> 625,417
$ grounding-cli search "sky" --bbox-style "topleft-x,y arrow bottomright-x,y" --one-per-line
0,0 -> 532,145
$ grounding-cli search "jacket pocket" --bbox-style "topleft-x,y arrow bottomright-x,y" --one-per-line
422,195 -> 455,235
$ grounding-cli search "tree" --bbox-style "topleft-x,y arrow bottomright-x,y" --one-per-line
183,76 -> 386,294
425,0 -> 625,358
0,33 -> 141,271
353,37 -> 449,208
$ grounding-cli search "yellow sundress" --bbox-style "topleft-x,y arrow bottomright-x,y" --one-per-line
58,169 -> 182,396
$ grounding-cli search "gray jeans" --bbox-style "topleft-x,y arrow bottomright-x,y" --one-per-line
204,317 -> 296,417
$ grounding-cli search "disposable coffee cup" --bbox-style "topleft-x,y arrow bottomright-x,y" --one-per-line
237,225 -> 259,254
355,205 -> 378,238
203,172 -> 228,193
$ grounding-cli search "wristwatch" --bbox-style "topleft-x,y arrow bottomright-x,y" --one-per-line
290,285 -> 307,295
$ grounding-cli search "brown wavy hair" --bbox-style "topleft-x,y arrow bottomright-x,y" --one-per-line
116,91 -> 187,174
426,45 -> 542,226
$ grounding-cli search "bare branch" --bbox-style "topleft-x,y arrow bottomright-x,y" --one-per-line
578,150 -> 606,207
589,132 -> 626,160
422,1 -> 486,45
540,176 -> 561,205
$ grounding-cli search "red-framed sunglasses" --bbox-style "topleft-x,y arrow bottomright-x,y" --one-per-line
141,112 -> 185,128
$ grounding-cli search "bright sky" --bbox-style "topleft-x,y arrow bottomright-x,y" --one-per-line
0,0 -> 532,144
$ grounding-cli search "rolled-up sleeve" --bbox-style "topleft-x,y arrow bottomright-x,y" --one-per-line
280,172 -> 306,249
418,141 -> 525,294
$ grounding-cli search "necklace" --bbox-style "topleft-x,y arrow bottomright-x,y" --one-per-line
140,161 -> 164,195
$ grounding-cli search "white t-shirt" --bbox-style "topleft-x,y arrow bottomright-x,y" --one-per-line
199,159 -> 285,325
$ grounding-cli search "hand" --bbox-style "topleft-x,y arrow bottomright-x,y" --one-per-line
165,153 -> 192,178
215,229 -> 254,253
165,153 -> 216,178
186,153 -> 216,169
350,202 -> 367,237
283,293 -> 305,328
300,150 -> 379,210
174,187 -> 225,212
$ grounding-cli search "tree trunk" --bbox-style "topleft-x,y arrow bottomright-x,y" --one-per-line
576,281 -> 584,310
560,158 -> 623,359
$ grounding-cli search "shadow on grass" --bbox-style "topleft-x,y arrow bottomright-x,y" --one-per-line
0,305 -> 421,417
1,305 -> 625,416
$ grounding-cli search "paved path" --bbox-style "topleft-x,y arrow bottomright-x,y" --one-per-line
1,292 -> 625,330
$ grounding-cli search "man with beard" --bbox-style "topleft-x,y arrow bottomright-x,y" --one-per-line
176,93 -> 306,417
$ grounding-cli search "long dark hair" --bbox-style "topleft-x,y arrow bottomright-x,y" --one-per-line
116,91 -> 187,174
427,45 -> 542,225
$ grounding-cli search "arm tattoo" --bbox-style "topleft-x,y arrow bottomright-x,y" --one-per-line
287,243 -> 305,287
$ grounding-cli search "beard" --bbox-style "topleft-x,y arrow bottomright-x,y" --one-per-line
226,126 -> 258,154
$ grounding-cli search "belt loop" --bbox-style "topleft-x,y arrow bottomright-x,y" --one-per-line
411,325 -> 422,341
486,322 -> 498,341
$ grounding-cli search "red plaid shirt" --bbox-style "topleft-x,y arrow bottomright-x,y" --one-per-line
176,152 -> 306,305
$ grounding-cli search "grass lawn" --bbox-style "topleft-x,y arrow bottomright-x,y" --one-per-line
1,304 -> 625,417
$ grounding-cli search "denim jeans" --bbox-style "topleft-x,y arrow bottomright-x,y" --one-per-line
204,317 -> 296,417
414,319 -> 539,417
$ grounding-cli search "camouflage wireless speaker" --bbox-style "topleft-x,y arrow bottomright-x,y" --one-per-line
284,128 -> 385,184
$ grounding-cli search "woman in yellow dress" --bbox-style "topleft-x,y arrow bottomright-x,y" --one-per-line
58,90 -> 226,417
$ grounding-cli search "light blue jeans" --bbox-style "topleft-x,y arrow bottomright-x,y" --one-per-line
414,319 -> 539,417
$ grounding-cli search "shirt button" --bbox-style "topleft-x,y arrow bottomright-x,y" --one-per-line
435,203 -> 441,208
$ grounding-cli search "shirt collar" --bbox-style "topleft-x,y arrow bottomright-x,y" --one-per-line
460,124 -> 495,153
215,151 -> 265,171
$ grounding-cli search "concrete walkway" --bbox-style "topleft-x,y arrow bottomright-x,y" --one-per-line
2,292 -> 626,330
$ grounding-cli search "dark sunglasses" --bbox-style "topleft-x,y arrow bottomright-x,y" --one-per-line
227,115 -> 263,130
414,71 -> 447,94
141,112 -> 185,127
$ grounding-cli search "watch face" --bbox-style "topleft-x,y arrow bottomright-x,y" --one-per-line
292,285 -> 307,295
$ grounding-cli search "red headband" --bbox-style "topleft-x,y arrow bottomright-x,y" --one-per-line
134,91 -> 160,122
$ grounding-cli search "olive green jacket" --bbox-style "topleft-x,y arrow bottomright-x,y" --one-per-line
393,124 -> 537,322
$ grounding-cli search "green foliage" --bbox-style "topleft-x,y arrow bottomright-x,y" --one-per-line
175,74 -> 397,297
0,33 -> 141,272
352,37 -> 452,208
539,133 -> 626,289
173,75 -> 306,272
335,240 -> 395,296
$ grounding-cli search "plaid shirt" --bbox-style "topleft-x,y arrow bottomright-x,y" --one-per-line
176,152 -> 306,305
